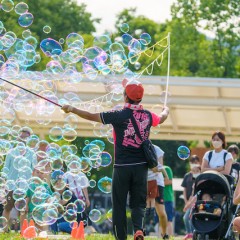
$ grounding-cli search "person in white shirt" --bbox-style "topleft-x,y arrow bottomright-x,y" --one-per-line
146,145 -> 169,239
201,131 -> 233,175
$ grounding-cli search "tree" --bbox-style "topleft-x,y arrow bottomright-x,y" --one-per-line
1,0 -> 99,40
170,0 -> 240,78
0,0 -> 99,70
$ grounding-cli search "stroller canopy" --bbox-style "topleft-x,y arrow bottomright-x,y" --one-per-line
193,170 -> 232,197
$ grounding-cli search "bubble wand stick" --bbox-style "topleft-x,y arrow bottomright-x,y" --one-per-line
0,77 -> 62,107
163,33 -> 171,107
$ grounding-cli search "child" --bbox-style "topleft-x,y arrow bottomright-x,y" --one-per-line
197,193 -> 222,216
20,167 -> 53,231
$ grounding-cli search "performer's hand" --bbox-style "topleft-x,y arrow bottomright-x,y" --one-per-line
61,105 -> 73,113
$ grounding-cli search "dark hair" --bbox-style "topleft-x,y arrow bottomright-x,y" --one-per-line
227,144 -> 239,155
189,155 -> 200,163
123,90 -> 142,104
211,131 -> 226,149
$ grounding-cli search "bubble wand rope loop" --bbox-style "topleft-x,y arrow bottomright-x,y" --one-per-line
163,33 -> 171,107
0,77 -> 62,107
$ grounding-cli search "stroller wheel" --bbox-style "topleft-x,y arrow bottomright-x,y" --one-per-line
192,231 -> 202,240
204,234 -> 209,240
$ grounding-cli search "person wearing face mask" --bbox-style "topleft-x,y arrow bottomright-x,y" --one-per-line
201,131 -> 233,175
181,155 -> 201,240
227,144 -> 240,190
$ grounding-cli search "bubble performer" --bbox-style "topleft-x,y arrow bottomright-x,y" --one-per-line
62,79 -> 169,240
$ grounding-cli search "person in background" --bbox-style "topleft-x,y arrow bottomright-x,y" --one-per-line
3,129 -> 37,232
227,144 -> 240,189
232,176 -> 240,233
62,79 -> 169,240
163,165 -> 174,237
21,167 -> 53,231
145,145 -> 169,239
201,131 -> 233,175
181,155 -> 201,239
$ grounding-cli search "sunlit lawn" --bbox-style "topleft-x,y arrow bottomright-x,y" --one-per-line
0,232 -> 183,240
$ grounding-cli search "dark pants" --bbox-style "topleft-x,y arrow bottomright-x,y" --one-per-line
112,164 -> 148,240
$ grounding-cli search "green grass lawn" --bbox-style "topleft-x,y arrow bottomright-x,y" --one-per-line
0,232 -> 182,240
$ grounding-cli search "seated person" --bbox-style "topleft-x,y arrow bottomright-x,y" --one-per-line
197,193 -> 222,216
184,192 -> 222,216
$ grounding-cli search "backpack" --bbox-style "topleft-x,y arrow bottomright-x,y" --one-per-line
208,150 -> 227,165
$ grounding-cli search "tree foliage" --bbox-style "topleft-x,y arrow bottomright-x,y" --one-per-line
169,0 -> 240,78
1,0 -> 99,40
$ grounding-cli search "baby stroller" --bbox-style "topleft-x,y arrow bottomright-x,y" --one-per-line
191,170 -> 236,240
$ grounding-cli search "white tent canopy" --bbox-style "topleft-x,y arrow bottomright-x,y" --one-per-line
1,75 -> 240,144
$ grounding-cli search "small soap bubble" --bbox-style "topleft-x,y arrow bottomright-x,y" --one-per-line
177,146 -> 190,160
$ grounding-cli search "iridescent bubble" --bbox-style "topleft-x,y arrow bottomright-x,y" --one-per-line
69,145 -> 78,155
128,50 -> 140,64
43,25 -> 51,34
22,29 -> 31,39
28,177 -> 43,192
106,209 -> 112,222
0,139 -> 12,156
97,176 -> 112,194
68,160 -> 81,174
122,33 -> 133,46
66,33 -> 84,47
24,36 -> 38,49
90,140 -> 105,151
46,60 -> 63,74
1,0 -> 14,12
134,62 -> 141,70
0,216 -> 8,230
18,12 -> 34,28
93,35 -> 112,52
14,198 -> 26,211
89,209 -> 101,222
50,170 -> 66,190
59,38 -> 65,44
62,127 -> 77,142
79,157 -> 92,173
6,179 -> 16,191
63,209 -> 77,223
74,199 -> 85,213
100,152 -> 112,167
40,38 -> 62,57
177,146 -> 190,160
89,179 -> 96,188
120,23 -> 129,33
64,114 -> 78,130
49,126 -> 63,142
0,125 -> 10,137
15,2 -> 28,15
50,158 -> 63,171
82,143 -> 101,160
32,203 -> 58,226
31,191 -> 51,206
26,135 -> 39,150
12,188 -> 26,200
140,33 -> 151,45
62,190 -> 72,202
15,178 -> 28,191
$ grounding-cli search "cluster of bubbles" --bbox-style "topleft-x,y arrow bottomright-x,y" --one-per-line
0,0 -> 169,234
0,0 -> 172,142
0,125 -> 113,231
